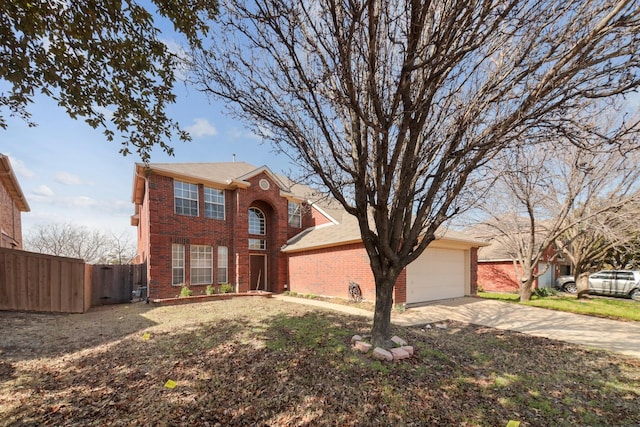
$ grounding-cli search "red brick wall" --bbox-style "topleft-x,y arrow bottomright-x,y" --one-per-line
288,243 -> 376,300
0,180 -> 22,249
477,261 -> 520,292
311,206 -> 333,226
139,169 -> 314,299
287,242 -> 408,304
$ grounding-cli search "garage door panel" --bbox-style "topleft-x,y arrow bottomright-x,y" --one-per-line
406,248 -> 466,303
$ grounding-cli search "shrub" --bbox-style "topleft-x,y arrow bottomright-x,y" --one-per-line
205,285 -> 216,295
533,287 -> 559,298
179,285 -> 193,297
220,283 -> 233,294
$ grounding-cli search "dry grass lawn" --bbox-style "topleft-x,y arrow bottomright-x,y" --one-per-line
1,298 -> 639,426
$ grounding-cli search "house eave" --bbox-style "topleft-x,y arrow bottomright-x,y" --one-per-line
0,155 -> 30,212
281,238 -> 363,254
133,164 -> 252,201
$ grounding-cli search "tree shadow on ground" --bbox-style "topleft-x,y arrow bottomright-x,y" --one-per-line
2,301 -> 639,426
0,302 -> 157,362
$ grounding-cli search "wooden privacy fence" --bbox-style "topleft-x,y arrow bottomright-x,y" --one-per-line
0,247 -> 91,313
91,263 -> 147,306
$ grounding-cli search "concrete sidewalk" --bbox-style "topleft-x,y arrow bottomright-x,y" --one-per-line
273,295 -> 640,359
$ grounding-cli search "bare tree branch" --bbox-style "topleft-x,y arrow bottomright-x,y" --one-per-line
189,0 -> 640,345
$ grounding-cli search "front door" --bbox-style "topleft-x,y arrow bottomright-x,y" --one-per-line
250,254 -> 267,291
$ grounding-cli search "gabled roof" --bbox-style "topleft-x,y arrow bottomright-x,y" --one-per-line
282,211 -> 363,252
132,161 -> 324,206
477,240 -> 516,262
0,154 -> 30,212
282,211 -> 488,253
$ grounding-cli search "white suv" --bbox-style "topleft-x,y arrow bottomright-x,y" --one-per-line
555,270 -> 640,300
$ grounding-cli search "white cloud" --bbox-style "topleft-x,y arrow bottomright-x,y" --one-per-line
64,195 -> 98,207
161,39 -> 191,81
7,156 -> 36,179
32,185 -> 54,197
228,127 -> 262,141
185,118 -> 218,138
93,105 -> 114,121
55,171 -> 83,185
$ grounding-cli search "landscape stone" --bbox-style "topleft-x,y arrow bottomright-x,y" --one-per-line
435,323 -> 447,329
355,341 -> 372,353
390,335 -> 408,346
401,345 -> 414,356
372,347 -> 393,361
351,334 -> 363,343
390,347 -> 411,360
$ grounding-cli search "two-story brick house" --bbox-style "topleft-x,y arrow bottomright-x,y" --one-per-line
0,154 -> 30,249
132,162 -> 320,299
132,162 -> 486,304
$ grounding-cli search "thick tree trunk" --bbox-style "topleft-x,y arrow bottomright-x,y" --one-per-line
575,269 -> 590,299
370,275 -> 396,348
518,265 -> 535,301
518,277 -> 535,301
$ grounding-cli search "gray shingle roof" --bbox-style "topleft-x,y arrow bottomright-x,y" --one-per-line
283,213 -> 488,253
138,161 -> 319,201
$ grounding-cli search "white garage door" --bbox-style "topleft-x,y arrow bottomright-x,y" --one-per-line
406,247 -> 466,304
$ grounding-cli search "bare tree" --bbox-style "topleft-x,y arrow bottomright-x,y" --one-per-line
97,231 -> 138,265
556,198 -> 640,297
602,231 -> 640,269
190,0 -> 640,346
24,224 -> 134,264
477,137 -> 640,301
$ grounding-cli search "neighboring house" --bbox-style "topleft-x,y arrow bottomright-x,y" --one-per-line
132,161 -> 487,305
477,239 -> 570,292
0,154 -> 30,249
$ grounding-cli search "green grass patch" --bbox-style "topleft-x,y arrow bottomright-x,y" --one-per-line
479,292 -> 640,321
479,291 -> 520,302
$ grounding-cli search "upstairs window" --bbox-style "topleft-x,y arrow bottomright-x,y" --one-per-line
204,187 -> 225,220
248,238 -> 266,250
248,207 -> 266,250
288,201 -> 302,228
248,207 -> 266,235
174,180 -> 198,216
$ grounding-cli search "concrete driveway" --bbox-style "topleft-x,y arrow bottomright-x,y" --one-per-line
274,295 -> 640,359
393,297 -> 640,359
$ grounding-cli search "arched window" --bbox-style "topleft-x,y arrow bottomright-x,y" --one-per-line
248,207 -> 266,250
248,207 -> 266,235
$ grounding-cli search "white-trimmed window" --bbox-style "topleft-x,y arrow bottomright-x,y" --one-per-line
248,207 -> 266,235
248,207 -> 266,250
190,245 -> 212,285
217,246 -> 228,284
288,201 -> 301,228
204,187 -> 225,220
172,244 -> 185,285
248,238 -> 266,250
174,180 -> 198,216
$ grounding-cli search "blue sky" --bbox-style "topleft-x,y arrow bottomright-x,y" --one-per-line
3,5 -> 640,245
1,3 -> 308,243
2,71 -> 297,242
